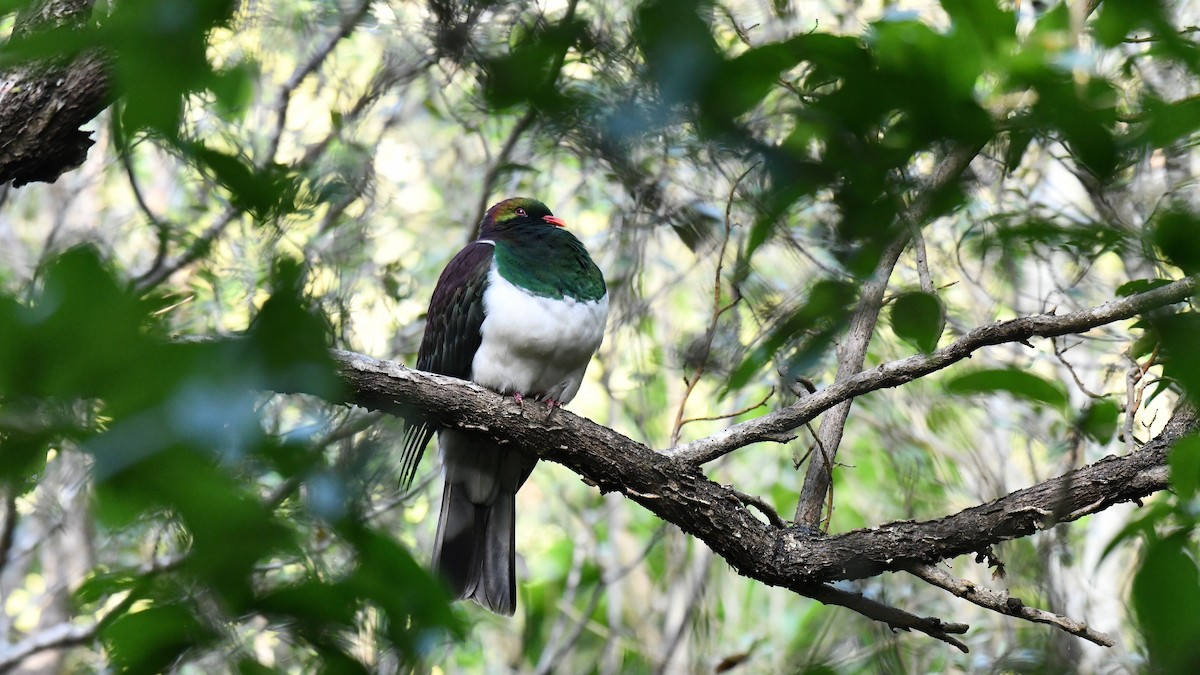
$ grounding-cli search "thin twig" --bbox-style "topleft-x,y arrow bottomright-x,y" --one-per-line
730,487 -> 787,528
800,583 -> 969,652
1123,345 -> 1159,455
473,0 -> 581,229
534,523 -> 592,675
913,229 -> 934,294
0,621 -> 98,672
668,163 -> 755,446
262,1 -> 372,164
906,562 -> 1114,647
133,204 -> 240,292
1052,337 -> 1107,400
1124,26 -> 1200,43
135,2 -> 370,293
679,387 -> 774,427
669,275 -> 1198,465
0,552 -> 173,671
655,544 -> 713,672
473,108 -> 537,233
0,487 -> 17,574
112,114 -> 171,281
795,142 -> 984,527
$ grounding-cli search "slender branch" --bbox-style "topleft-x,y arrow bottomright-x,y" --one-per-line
261,1 -> 372,165
670,275 -> 1197,465
0,621 -> 97,672
473,108 -> 537,231
668,164 -> 751,445
0,487 -> 17,574
472,0 -> 580,228
133,204 -> 240,292
906,563 -> 1114,647
795,142 -> 984,528
0,555 -> 158,672
679,387 -> 773,427
730,487 -> 786,528
800,583 -> 969,652
112,114 -> 172,279
134,2 -> 370,293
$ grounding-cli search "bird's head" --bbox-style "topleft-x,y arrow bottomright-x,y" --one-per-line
479,197 -> 565,237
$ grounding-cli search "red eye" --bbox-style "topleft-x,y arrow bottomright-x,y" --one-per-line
515,208 -> 527,217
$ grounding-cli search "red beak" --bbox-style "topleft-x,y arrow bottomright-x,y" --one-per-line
543,215 -> 567,228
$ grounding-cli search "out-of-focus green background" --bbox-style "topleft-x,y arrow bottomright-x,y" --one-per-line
3,0 -> 1200,672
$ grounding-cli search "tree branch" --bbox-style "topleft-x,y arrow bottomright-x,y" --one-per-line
802,583 -> 969,652
905,563 -> 1115,647
795,142 -> 986,528
0,0 -> 112,187
0,621 -> 97,672
669,275 -> 1197,465
321,345 -> 1194,598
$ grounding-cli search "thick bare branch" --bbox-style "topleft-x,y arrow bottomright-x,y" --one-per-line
322,346 -> 1194,592
0,0 -> 112,187
670,275 -> 1197,465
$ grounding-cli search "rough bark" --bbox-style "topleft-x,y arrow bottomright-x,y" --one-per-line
0,0 -> 112,187
327,349 -> 1194,590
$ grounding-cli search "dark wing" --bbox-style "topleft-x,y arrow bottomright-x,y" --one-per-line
398,242 -> 493,488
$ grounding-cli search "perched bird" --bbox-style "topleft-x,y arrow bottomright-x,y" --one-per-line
400,197 -> 608,615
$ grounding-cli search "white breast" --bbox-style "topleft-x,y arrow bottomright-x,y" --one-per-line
471,264 -> 608,404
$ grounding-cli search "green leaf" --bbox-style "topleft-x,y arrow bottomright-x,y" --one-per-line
246,258 -> 340,398
635,0 -> 722,109
338,525 -> 463,657
941,0 -> 1014,57
255,579 -> 360,629
1132,533 -> 1200,672
102,604 -> 218,675
106,0 -> 239,135
945,368 -> 1068,409
209,61 -> 257,118
1153,209 -> 1200,275
1116,278 -> 1173,297
1139,96 -> 1200,148
706,38 -> 807,121
1078,399 -> 1120,444
75,569 -> 142,605
889,291 -> 944,353
1099,501 -> 1171,563
726,280 -> 856,392
236,658 -> 279,675
1169,436 -> 1200,500
1149,312 -> 1200,398
482,18 -> 585,110
188,144 -> 302,220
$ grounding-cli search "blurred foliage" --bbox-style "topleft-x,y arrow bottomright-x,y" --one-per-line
2,0 -> 1200,672
0,247 -> 461,670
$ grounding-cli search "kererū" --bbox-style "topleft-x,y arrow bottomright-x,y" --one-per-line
399,197 -> 608,615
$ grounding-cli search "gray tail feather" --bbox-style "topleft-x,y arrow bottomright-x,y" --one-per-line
432,480 -> 517,616
398,421 -> 434,489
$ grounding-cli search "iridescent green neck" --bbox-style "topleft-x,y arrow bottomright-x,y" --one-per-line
492,227 -> 605,302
